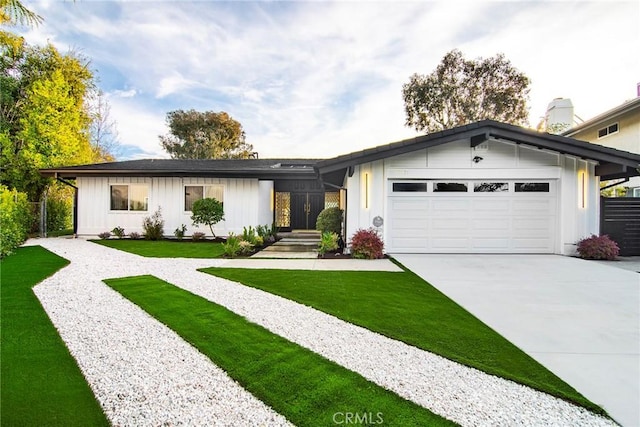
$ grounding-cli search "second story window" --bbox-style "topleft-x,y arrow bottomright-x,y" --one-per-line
598,123 -> 619,139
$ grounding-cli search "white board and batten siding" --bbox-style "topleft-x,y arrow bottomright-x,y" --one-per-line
345,138 -> 599,255
76,176 -> 274,237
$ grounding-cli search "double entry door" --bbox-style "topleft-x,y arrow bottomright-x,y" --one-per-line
290,192 -> 324,230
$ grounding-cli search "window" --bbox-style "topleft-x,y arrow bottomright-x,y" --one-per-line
275,192 -> 290,227
110,185 -> 148,211
597,123 -> 619,139
474,182 -> 508,193
515,182 -> 550,192
184,184 -> 224,211
393,182 -> 428,192
433,182 -> 468,192
324,192 -> 340,208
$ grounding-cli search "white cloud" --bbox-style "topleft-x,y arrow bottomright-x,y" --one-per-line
18,0 -> 640,160
110,89 -> 137,99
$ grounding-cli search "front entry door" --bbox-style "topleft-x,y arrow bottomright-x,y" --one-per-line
291,192 -> 324,230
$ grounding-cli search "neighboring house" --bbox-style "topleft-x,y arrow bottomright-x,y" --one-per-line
41,120 -> 640,255
563,97 -> 640,196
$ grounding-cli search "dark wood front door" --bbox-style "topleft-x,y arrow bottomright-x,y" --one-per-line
291,192 -> 324,230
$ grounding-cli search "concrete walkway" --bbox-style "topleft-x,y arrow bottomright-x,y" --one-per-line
222,257 -> 403,271
392,254 -> 640,427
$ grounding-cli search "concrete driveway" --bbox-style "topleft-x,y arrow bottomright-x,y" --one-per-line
393,254 -> 640,427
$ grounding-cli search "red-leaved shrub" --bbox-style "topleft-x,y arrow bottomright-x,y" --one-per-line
349,228 -> 384,259
576,234 -> 619,260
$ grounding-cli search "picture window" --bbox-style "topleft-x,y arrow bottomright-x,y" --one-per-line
185,185 -> 224,211
110,184 -> 148,211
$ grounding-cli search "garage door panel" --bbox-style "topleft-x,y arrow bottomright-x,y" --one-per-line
471,218 -> 510,231
432,199 -> 471,213
472,199 -> 510,212
472,238 -> 510,249
391,227 -> 428,238
431,218 -> 470,231
391,237 -> 428,250
431,238 -> 471,249
512,238 -> 553,251
513,199 -> 555,214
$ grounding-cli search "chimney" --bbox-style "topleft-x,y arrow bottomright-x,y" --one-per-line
545,98 -> 574,131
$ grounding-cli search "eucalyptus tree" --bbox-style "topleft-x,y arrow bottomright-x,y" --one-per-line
403,49 -> 531,133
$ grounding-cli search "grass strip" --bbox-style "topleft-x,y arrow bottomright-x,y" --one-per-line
91,239 -> 224,258
1,246 -> 109,426
200,266 -> 604,415
105,275 -> 455,427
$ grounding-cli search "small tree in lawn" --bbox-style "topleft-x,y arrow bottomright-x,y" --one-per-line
190,198 -> 224,237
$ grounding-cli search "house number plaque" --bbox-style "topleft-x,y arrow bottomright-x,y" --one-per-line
372,216 -> 383,227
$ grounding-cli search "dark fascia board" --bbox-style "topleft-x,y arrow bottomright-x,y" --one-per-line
40,159 -> 320,180
41,169 -> 317,180
315,120 -> 640,175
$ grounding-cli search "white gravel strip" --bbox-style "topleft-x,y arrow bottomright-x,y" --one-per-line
26,238 -> 291,427
28,238 -> 616,426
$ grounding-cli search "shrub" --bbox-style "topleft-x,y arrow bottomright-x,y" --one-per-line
318,232 -> 339,255
256,223 -> 278,243
316,207 -> 343,235
242,226 -> 258,245
98,231 -> 111,240
191,198 -> 224,237
111,226 -> 125,239
222,234 -> 241,257
0,185 -> 32,257
142,207 -> 164,240
239,240 -> 254,255
349,228 -> 384,259
129,232 -> 142,240
174,224 -> 187,241
576,234 -> 619,260
192,231 -> 206,241
45,186 -> 73,232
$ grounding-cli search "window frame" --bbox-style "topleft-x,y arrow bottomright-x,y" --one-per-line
109,184 -> 149,212
184,184 -> 225,212
597,122 -> 619,139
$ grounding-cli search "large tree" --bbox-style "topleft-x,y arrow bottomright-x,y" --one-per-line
402,49 -> 531,133
160,109 -> 254,159
0,38 -> 98,200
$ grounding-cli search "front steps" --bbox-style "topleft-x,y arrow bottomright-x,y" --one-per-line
253,230 -> 320,258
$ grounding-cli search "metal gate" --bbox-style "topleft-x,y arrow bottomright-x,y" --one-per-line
600,197 -> 640,256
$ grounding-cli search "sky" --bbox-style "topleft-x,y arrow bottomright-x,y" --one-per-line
16,0 -> 640,160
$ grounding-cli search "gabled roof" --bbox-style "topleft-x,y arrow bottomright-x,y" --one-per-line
315,120 -> 640,184
40,158 -> 321,180
563,97 -> 640,137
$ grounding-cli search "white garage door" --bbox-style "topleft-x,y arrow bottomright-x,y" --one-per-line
388,180 -> 557,253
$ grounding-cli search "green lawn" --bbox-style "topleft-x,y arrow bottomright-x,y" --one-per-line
105,275 -> 455,427
91,238 -> 225,258
201,266 -> 604,416
1,246 -> 109,426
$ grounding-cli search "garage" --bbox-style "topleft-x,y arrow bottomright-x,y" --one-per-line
388,180 -> 557,253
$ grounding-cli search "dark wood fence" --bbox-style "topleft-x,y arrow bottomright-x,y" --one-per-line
600,197 -> 640,256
